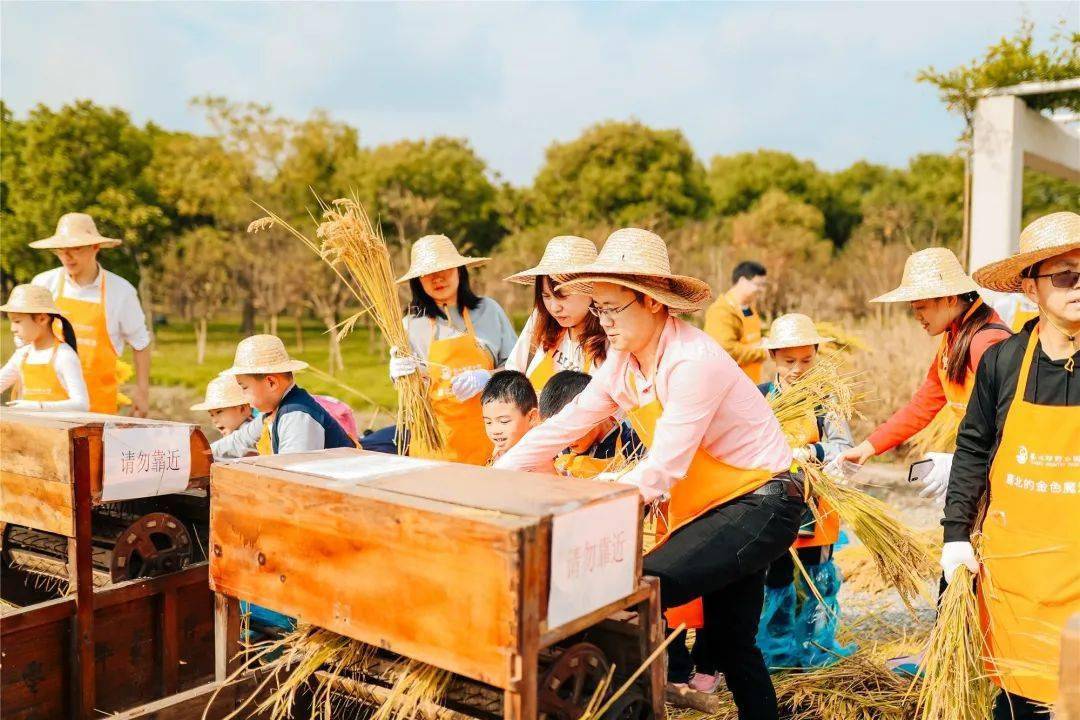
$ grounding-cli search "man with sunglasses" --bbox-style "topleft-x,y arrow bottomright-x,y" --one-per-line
942,211 -> 1080,720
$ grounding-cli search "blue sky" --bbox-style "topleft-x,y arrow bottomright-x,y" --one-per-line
1,1 -> 1074,184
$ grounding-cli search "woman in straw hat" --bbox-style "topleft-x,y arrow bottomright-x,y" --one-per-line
504,235 -> 608,391
495,228 -> 804,717
839,247 -> 1011,503
943,211 -> 1079,719
386,234 -> 516,465
28,212 -> 152,416
1,284 -> 89,412
754,314 -> 854,672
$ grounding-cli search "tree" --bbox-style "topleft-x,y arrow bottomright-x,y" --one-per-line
155,228 -> 232,364
531,120 -> 711,228
707,150 -> 828,218
344,137 -> 501,251
821,161 -> 898,246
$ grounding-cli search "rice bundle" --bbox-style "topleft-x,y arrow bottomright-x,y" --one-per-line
249,197 -> 441,454
836,530 -> 942,597
914,565 -> 996,720
907,407 -> 959,457
767,353 -> 859,447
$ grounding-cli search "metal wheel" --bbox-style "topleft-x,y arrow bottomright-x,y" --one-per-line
538,643 -> 612,720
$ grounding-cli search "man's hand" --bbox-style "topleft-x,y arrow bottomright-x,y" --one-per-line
132,386 -> 150,418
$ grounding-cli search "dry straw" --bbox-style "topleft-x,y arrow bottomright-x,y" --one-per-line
249,196 -> 442,454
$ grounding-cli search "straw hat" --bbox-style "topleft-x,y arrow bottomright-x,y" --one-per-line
762,313 -> 834,350
870,247 -> 979,303
504,235 -> 598,285
395,234 -> 489,284
190,375 -> 249,411
29,213 -> 122,250
0,284 -> 64,315
973,211 -> 1080,292
220,334 -> 308,376
554,228 -> 713,313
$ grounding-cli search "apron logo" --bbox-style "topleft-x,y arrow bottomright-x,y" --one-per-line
1015,446 -> 1029,465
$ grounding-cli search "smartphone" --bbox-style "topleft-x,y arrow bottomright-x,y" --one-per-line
908,458 -> 935,484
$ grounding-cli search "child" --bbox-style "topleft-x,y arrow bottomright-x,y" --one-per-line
481,370 -> 539,463
539,370 -> 643,479
0,284 -> 89,412
191,374 -> 255,445
210,335 -> 355,458
756,313 -> 854,670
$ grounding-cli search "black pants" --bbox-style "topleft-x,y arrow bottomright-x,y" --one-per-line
764,544 -> 832,588
993,691 -> 1051,720
643,485 -> 803,720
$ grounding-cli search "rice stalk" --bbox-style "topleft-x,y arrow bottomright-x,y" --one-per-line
835,530 -> 942,597
249,196 -> 442,454
907,407 -> 960,458
913,565 -> 996,720
767,353 -> 861,441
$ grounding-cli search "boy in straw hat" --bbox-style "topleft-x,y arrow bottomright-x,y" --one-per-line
942,211 -> 1080,719
755,313 -> 855,671
495,228 -> 804,716
28,212 -> 152,416
190,375 -> 255,442
1,284 -> 89,412
210,335 -> 355,458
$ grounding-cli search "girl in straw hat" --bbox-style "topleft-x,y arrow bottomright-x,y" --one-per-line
1,284 -> 89,412
190,374 -> 255,441
504,235 -> 608,391
943,211 -> 1079,719
29,212 -> 152,417
385,234 -> 516,465
496,228 -> 804,717
754,314 -> 855,672
839,247 -> 1011,502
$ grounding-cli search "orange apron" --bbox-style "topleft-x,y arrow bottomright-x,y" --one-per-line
53,273 -> 119,414
526,334 -> 593,393
256,414 -> 274,456
19,346 -> 69,402
726,290 -> 763,383
410,308 -> 494,466
553,430 -> 621,480
978,328 -> 1080,704
1009,296 -> 1039,333
627,374 -> 774,629
785,407 -> 839,549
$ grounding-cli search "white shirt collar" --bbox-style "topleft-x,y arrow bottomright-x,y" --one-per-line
64,263 -> 104,290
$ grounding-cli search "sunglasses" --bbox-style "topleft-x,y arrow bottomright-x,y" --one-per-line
1027,269 -> 1080,289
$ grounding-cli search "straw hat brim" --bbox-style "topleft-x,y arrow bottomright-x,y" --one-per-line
395,256 -> 489,284
762,334 -> 836,350
220,359 -> 309,376
190,398 -> 248,412
869,275 -> 981,304
555,272 -> 712,313
29,236 -> 122,250
973,241 -> 1080,292
0,302 -> 62,315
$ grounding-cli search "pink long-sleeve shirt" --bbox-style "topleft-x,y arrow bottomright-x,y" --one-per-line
494,317 -> 793,500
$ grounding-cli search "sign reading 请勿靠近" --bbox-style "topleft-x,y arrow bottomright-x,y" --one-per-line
102,424 -> 192,501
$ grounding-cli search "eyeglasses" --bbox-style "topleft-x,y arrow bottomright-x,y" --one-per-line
1028,269 -> 1080,289
588,298 -> 637,320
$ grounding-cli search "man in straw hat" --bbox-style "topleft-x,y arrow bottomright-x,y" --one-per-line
495,228 -> 804,717
211,334 -> 355,458
942,211 -> 1080,719
28,212 -> 152,416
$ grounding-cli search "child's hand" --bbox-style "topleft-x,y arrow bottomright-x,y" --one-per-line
838,440 -> 876,466
450,369 -> 491,401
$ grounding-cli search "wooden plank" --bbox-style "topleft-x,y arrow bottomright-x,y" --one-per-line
210,462 -> 531,688
214,595 -> 241,683
0,610 -> 72,720
161,589 -> 180,695
93,595 -> 162,712
0,412 -> 74,483
641,577 -> 666,720
95,563 -> 209,610
105,678 -> 257,720
0,470 -> 75,535
538,583 -> 654,648
70,436 -> 95,720
175,583 -> 216,691
0,594 -> 75,633
504,523 -> 542,720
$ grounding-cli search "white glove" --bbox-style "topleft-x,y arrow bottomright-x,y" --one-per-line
7,400 -> 43,410
940,541 -> 979,584
792,446 -> 812,463
918,452 -> 953,502
450,369 -> 491,402
389,347 -> 421,381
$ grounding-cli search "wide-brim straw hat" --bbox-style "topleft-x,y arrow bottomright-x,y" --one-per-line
505,235 -> 598,285
190,375 -> 249,411
973,211 -> 1080,292
220,334 -> 308,376
762,313 -> 835,350
29,213 -> 122,250
870,247 -> 979,303
0,284 -> 64,315
395,234 -> 489,284
553,228 -> 712,313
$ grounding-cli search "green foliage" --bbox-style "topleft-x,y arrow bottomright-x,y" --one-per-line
708,149 -> 828,217
1022,167 -> 1080,226
531,120 -> 711,228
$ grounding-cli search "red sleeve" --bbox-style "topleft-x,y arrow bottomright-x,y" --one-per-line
867,359 -> 947,454
967,328 -> 1011,373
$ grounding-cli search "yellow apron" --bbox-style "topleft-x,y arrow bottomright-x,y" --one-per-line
726,290 -> 763,383
410,309 -> 494,466
785,408 -> 839,549
256,413 -> 274,456
526,335 -> 593,393
1009,296 -> 1039,333
978,327 -> 1080,704
53,273 -> 119,414
553,430 -> 621,480
19,345 -> 69,402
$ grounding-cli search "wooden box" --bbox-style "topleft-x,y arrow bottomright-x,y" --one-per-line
210,449 -> 643,690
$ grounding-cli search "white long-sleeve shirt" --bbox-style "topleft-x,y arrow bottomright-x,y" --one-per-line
209,389 -> 328,459
31,265 -> 151,354
0,343 -> 90,411
505,312 -> 597,377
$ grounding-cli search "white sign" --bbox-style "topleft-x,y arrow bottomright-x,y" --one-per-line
102,424 -> 192,501
287,453 -> 442,486
547,493 -> 639,628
